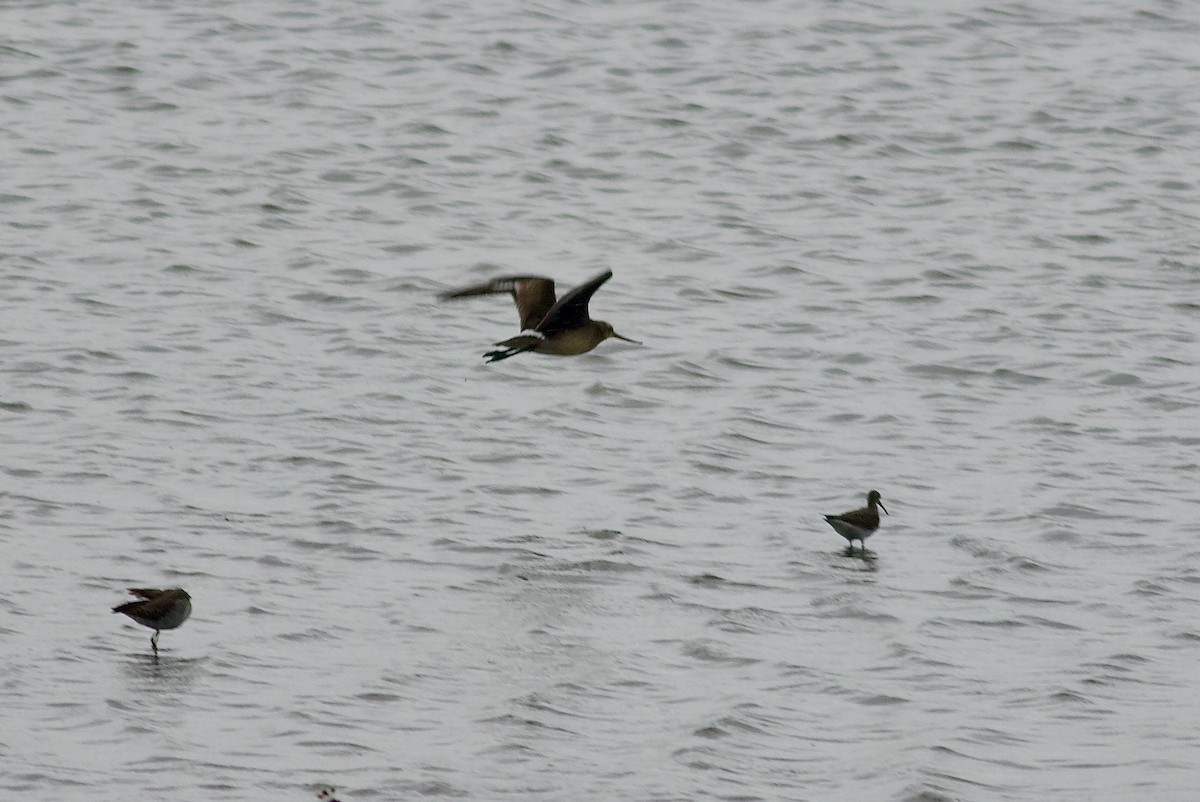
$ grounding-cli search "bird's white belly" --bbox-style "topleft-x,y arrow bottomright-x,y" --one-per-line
828,519 -> 873,541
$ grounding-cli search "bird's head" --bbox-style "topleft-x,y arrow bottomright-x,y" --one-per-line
597,320 -> 640,345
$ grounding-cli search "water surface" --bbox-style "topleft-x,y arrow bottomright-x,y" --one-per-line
3,2 -> 1199,800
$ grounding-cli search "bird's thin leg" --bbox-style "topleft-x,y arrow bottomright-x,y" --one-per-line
151,631 -> 159,657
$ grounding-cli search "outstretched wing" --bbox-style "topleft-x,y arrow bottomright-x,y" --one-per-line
440,275 -> 557,331
536,270 -> 613,335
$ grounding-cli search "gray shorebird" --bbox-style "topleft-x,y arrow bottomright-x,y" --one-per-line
824,490 -> 888,551
439,269 -> 638,362
112,587 -> 192,657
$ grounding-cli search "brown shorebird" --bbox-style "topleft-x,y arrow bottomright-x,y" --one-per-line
112,588 -> 192,657
824,490 -> 888,551
439,269 -> 638,362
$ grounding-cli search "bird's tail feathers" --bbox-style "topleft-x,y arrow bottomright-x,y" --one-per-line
484,332 -> 543,363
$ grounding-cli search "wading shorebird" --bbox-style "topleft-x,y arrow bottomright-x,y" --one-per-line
112,587 -> 192,657
439,269 -> 639,362
824,490 -> 888,551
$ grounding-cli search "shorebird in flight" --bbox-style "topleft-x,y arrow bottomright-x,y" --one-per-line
824,490 -> 888,551
112,587 -> 192,657
440,269 -> 638,362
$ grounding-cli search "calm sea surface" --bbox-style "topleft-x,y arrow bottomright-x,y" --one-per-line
3,1 -> 1199,800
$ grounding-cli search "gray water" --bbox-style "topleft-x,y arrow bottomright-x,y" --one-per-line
3,1 -> 1200,800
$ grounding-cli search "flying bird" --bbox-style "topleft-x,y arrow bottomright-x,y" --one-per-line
440,270 -> 638,362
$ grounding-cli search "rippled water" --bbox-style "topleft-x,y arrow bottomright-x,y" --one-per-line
3,1 -> 1200,800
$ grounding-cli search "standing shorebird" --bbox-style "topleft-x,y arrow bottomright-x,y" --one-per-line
439,269 -> 638,362
112,587 -> 192,657
824,490 -> 888,551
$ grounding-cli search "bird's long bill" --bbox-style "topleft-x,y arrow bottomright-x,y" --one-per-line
611,331 -> 641,344
878,501 -> 889,515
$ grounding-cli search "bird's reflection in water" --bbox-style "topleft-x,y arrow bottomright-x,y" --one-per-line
121,652 -> 204,691
841,545 -> 879,571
